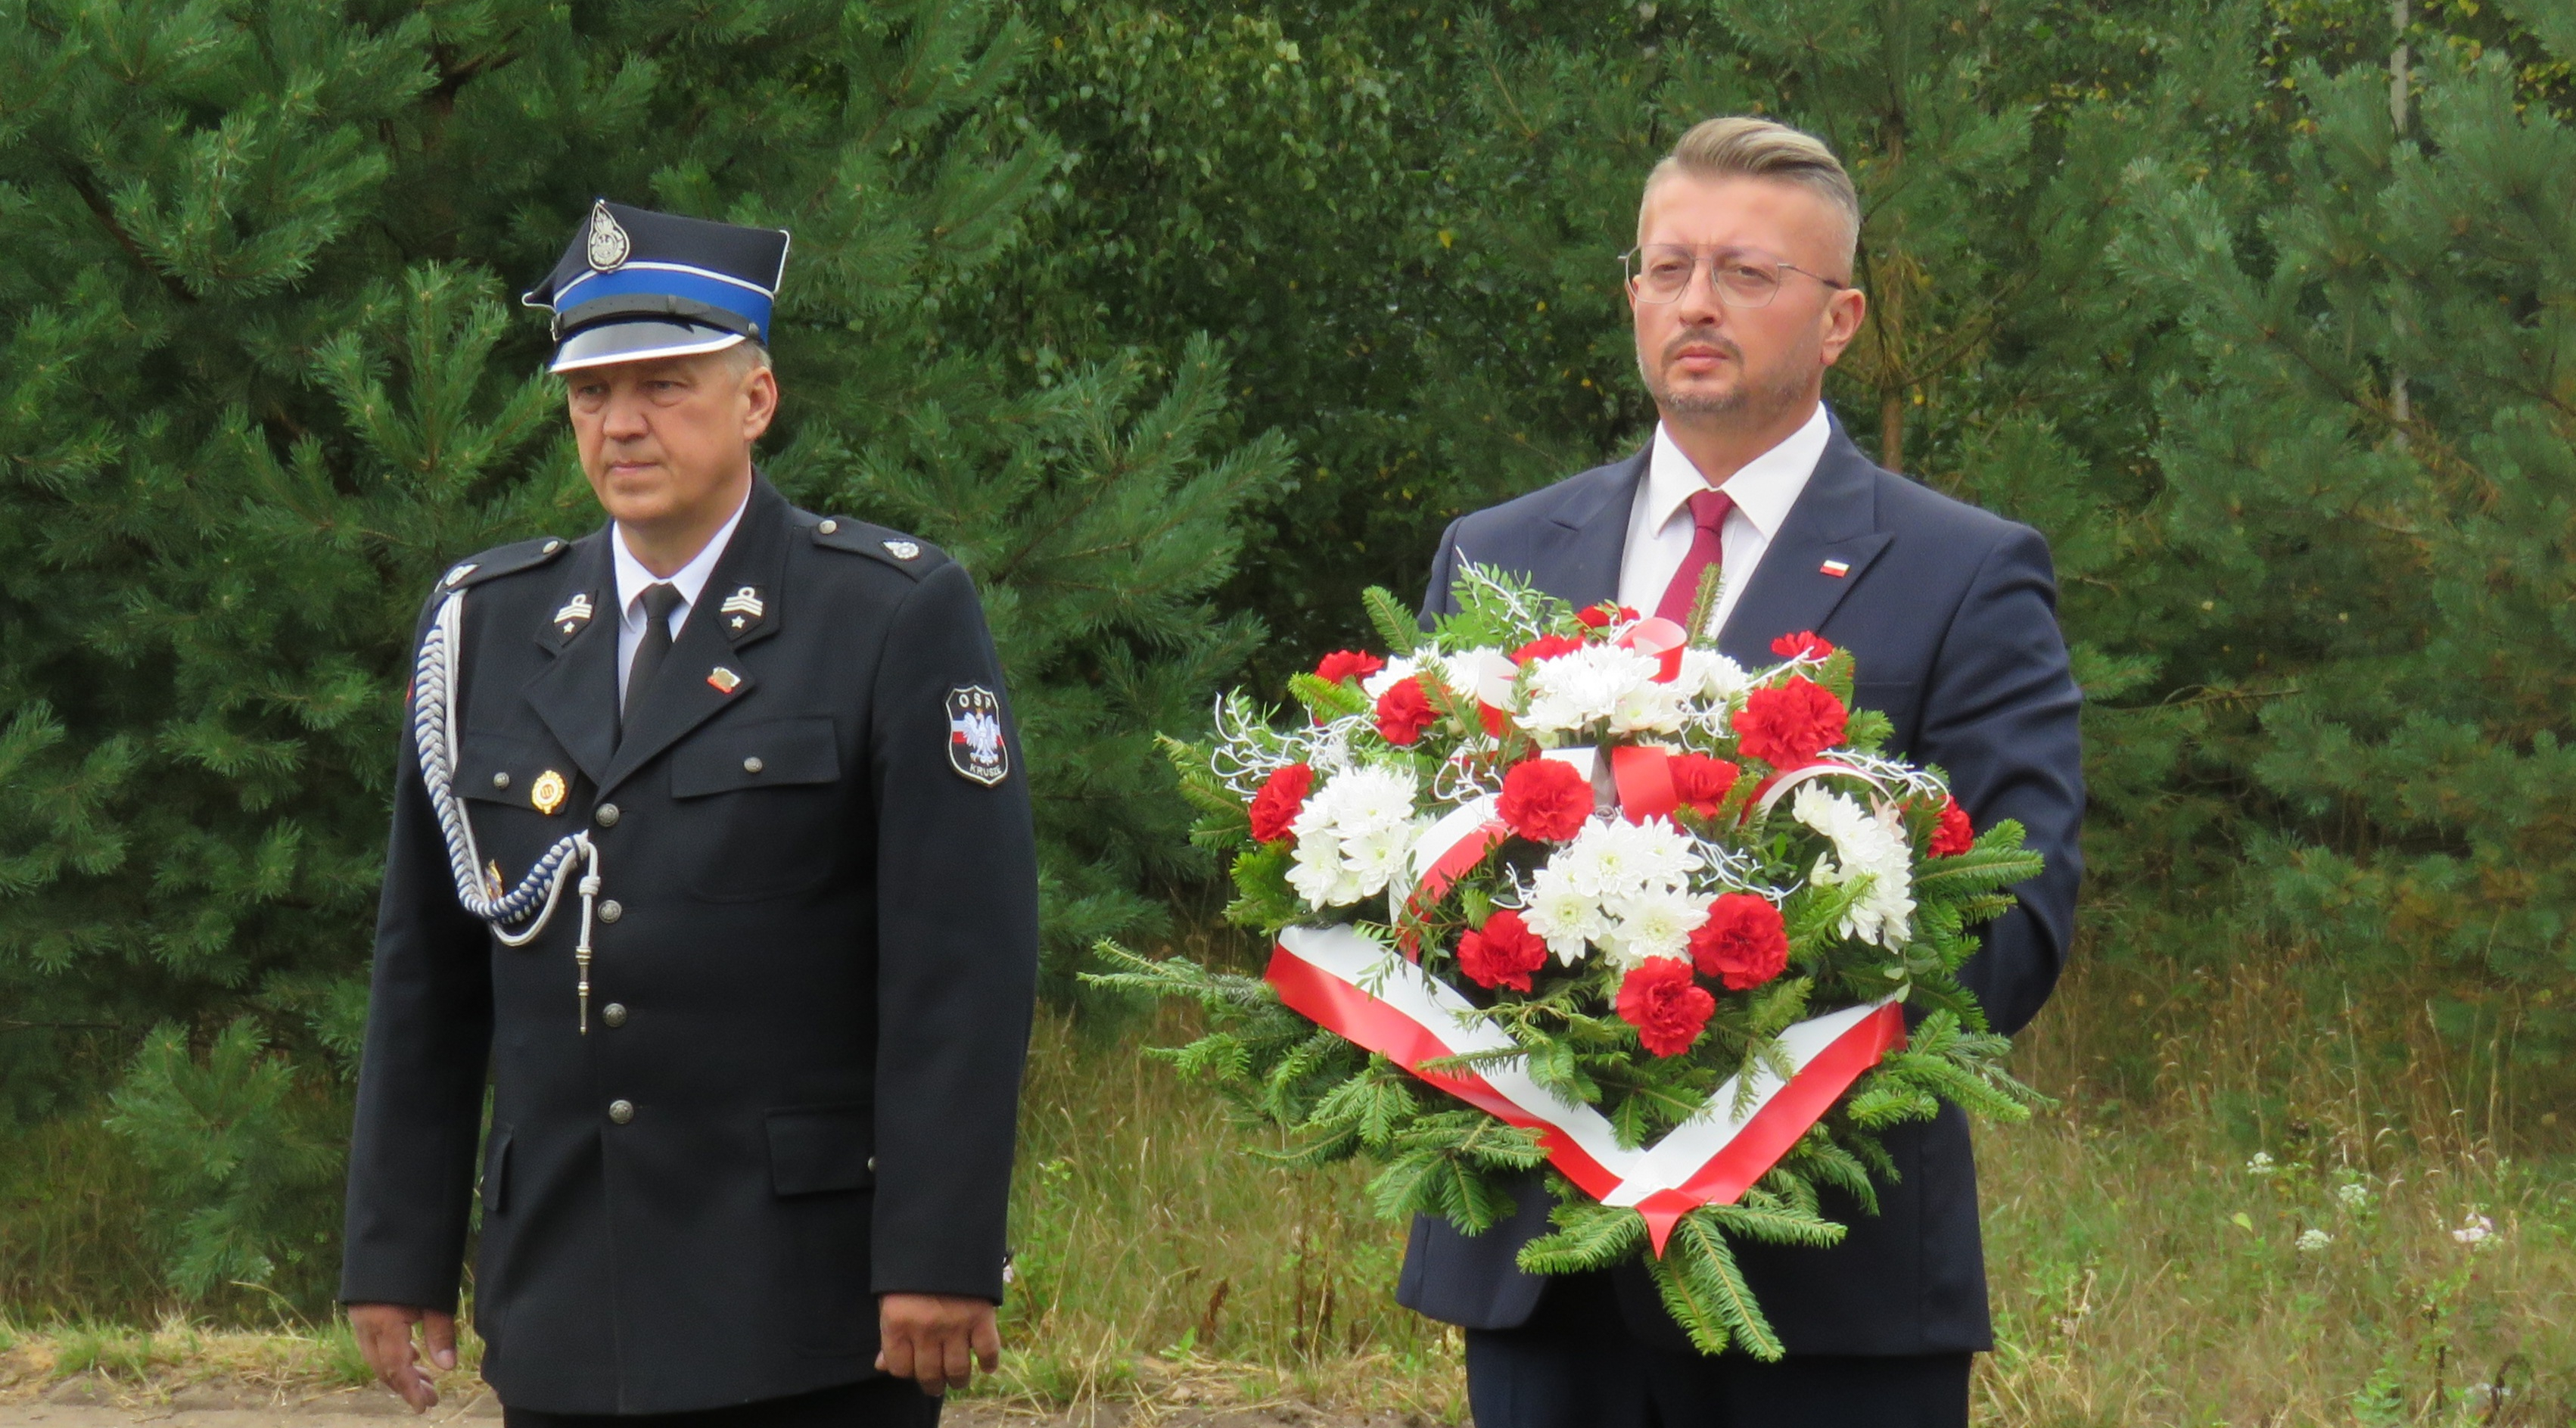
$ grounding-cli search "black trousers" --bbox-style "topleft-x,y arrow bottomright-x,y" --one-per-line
1464,1272 -> 1971,1428
502,1378 -> 941,1428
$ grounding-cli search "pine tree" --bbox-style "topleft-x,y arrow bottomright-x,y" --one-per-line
2115,0 -> 2576,1059
0,0 -> 1275,1316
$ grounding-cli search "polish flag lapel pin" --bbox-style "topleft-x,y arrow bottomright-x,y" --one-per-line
1819,558 -> 1851,578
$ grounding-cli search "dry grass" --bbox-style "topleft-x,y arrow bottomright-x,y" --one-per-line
3,933 -> 2571,1426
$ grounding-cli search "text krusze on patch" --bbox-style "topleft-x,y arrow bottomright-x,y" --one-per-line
946,685 -> 1009,786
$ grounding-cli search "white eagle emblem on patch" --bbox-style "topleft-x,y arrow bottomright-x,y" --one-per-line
945,686 -> 1009,786
586,201 -> 632,272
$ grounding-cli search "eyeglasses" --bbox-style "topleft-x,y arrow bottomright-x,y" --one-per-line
1621,245 -> 1850,307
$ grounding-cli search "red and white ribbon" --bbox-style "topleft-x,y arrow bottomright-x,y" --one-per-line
1267,924 -> 1906,1254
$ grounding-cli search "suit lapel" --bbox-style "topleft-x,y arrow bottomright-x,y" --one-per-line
1517,450 -> 1646,612
522,532 -> 618,788
1716,428 -> 1891,665
596,478 -> 792,795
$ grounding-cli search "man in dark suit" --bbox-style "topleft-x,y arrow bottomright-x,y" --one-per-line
340,201 -> 1039,1427
1405,118 -> 2085,1427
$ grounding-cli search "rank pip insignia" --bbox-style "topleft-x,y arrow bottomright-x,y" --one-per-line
883,540 -> 920,561
945,685 -> 1010,786
530,769 -> 568,816
553,592 -> 596,635
719,586 -> 764,632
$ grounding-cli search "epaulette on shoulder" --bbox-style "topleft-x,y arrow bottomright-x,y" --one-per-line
807,515 -> 949,579
433,535 -> 572,596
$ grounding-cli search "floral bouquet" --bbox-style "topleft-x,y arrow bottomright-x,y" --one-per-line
1091,564 -> 2046,1358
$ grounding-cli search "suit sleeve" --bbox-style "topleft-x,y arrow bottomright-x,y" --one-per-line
866,560 -> 1041,1300
1417,516 -> 1467,627
1915,525 -> 2086,1037
340,623 -> 496,1309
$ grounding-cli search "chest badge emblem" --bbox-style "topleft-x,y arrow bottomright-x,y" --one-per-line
530,769 -> 568,816
945,685 -> 1009,786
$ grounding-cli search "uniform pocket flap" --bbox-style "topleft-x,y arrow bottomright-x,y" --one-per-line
674,716 -> 840,798
766,1104 -> 873,1196
459,734 -> 568,807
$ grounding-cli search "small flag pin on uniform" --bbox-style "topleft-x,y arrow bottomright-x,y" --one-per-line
1820,559 -> 1851,578
707,667 -> 742,694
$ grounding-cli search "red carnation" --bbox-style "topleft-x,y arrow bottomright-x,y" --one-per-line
1456,909 -> 1550,993
1689,893 -> 1790,991
1668,753 -> 1740,818
1314,649 -> 1386,685
1616,959 -> 1716,1057
1375,677 -> 1437,745
1929,795 -> 1974,858
1498,757 -> 1593,842
1249,764 -> 1315,844
1771,630 -> 1836,661
1574,603 -> 1638,630
1731,676 -> 1848,767
1512,632 -> 1585,665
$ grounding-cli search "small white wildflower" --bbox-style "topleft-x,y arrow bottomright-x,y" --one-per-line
2452,1214 -> 2496,1248
2245,1151 -> 2277,1177
2294,1227 -> 2332,1253
2335,1181 -> 2372,1210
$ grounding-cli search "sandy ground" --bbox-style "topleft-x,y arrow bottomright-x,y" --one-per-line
0,1377 -> 1417,1428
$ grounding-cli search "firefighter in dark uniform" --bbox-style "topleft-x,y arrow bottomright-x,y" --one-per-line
340,201 -> 1039,1428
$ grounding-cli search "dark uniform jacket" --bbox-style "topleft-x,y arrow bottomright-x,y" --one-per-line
1400,415 -> 2085,1357
341,478 -> 1040,1414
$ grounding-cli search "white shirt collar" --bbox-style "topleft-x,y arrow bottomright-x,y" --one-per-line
613,484 -> 751,628
1643,403 -> 1832,537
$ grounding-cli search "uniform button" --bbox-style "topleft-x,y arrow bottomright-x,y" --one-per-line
608,1100 -> 634,1125
866,1156 -> 877,1173
595,803 -> 620,826
491,772 -> 512,791
602,1003 -> 628,1028
817,519 -> 838,535
598,899 -> 623,923
742,756 -> 764,774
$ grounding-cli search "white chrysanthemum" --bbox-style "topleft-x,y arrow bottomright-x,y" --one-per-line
1286,764 -> 1426,910
1600,886 -> 1706,968
1679,649 -> 1752,704
1519,644 -> 1663,734
1520,862 -> 1610,965
1361,650 -> 1489,702
1607,676 -> 1690,735
1552,817 -> 1700,901
1792,785 -> 1916,948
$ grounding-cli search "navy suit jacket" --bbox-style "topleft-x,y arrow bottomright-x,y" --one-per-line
1396,419 -> 2084,1356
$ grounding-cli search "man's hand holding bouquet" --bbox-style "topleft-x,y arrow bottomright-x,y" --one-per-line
1094,565 -> 2046,1358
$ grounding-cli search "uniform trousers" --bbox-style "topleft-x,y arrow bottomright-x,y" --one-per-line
1463,1271 -> 1971,1428
502,1378 -> 940,1428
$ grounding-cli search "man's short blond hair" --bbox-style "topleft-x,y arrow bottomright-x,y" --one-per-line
1640,117 -> 1860,275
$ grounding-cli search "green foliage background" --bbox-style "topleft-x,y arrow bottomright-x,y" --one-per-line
0,0 -> 2570,1324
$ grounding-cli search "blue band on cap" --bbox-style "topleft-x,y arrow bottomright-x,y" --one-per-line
550,267 -> 775,339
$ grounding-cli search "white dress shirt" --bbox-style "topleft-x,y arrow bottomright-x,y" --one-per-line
1616,403 -> 1832,639
612,487 -> 750,708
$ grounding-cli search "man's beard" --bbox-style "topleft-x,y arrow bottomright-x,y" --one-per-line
1638,326 -> 1813,428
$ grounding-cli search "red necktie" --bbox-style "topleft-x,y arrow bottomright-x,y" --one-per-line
1655,487 -> 1734,630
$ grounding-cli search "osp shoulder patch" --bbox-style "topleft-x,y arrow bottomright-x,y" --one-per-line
945,685 -> 1009,786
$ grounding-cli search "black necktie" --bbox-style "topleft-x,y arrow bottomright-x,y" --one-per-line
625,583 -> 686,726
